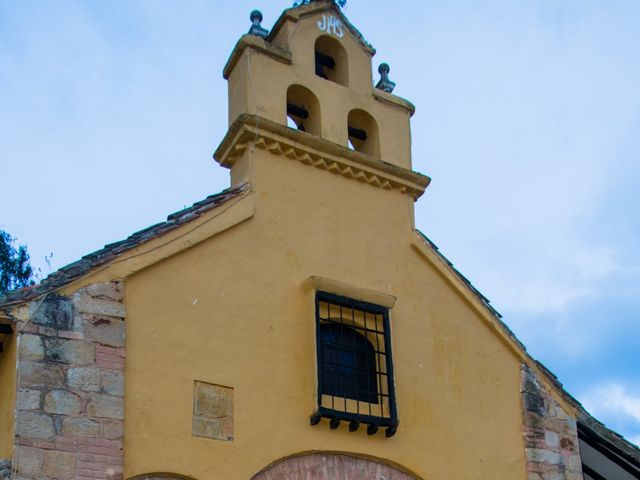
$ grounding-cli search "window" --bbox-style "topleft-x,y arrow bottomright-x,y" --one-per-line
310,291 -> 398,437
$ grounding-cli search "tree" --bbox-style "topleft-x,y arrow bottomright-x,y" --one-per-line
0,230 -> 34,292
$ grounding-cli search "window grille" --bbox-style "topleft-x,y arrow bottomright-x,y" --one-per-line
310,291 -> 398,437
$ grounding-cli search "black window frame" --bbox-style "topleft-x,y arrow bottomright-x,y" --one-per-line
310,291 -> 399,437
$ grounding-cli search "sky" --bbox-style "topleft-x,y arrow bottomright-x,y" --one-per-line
1,0 -> 639,446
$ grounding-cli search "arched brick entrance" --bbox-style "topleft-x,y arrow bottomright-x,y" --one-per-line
251,453 -> 419,480
129,474 -> 195,480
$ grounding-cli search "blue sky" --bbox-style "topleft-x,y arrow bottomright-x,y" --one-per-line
1,1 -> 639,445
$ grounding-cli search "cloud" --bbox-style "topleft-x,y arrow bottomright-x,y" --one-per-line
581,382 -> 640,443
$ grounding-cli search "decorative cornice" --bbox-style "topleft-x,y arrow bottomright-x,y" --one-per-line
373,89 -> 416,117
214,114 -> 430,200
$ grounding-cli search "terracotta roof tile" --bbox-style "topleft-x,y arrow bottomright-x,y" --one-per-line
0,183 -> 249,307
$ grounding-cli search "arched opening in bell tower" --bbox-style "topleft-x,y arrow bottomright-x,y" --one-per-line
286,84 -> 322,136
314,35 -> 349,86
347,109 -> 380,157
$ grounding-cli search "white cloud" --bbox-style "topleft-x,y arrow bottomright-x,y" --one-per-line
581,383 -> 640,442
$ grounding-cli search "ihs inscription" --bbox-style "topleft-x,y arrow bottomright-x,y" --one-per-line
317,14 -> 344,38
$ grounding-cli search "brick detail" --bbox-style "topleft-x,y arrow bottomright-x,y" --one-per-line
129,476 -> 191,480
521,365 -> 584,480
251,453 -> 419,480
12,282 -> 126,480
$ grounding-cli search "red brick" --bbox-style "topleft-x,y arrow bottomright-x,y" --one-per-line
58,330 -> 85,340
31,440 -> 56,449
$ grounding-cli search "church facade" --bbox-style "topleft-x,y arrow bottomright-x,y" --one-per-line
1,2 -> 638,479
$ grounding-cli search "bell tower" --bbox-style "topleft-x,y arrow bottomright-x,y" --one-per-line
214,0 -> 429,204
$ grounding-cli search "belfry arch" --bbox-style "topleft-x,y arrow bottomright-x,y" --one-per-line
251,452 -> 421,480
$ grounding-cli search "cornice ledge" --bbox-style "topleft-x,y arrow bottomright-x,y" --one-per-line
302,276 -> 397,309
373,90 -> 416,117
223,35 -> 292,80
214,114 -> 430,200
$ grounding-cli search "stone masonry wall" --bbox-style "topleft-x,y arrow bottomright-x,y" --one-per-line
10,282 -> 125,480
521,365 -> 583,480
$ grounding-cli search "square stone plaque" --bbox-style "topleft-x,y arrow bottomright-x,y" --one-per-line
192,381 -> 233,441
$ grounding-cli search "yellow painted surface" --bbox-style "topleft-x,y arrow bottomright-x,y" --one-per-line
123,142 -> 527,479
0,333 -> 16,459
227,8 -> 413,170
118,4 -> 529,479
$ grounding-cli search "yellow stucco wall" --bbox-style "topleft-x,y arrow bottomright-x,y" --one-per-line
0,333 -> 16,459
227,9 -> 413,170
123,145 -> 527,479
119,5 -> 528,479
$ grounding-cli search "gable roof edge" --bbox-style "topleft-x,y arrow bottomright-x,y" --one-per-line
0,184 -> 254,308
413,230 -> 640,458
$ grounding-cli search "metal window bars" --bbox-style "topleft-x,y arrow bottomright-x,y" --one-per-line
310,291 -> 398,437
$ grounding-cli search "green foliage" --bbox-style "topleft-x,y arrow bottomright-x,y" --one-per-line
294,0 -> 347,7
0,230 -> 34,292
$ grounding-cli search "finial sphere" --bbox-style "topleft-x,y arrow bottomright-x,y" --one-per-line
250,10 -> 263,23
248,9 -> 269,38
375,62 -> 396,94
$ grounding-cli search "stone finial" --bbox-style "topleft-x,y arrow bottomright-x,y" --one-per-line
375,63 -> 396,94
248,10 -> 269,39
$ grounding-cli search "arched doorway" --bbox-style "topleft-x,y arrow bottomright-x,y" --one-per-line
251,452 -> 420,480
129,474 -> 196,480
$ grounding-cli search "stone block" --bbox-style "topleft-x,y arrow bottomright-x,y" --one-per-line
525,448 -> 563,465
86,282 -> 124,302
31,295 -> 73,330
62,417 -> 100,438
542,470 -> 564,480
67,367 -> 101,392
560,436 -> 576,451
17,389 -> 41,410
16,446 -> 44,477
20,335 -> 44,361
102,420 -> 124,440
43,450 -> 75,480
44,390 -> 82,416
87,394 -> 124,420
565,472 -> 584,480
523,392 -> 546,416
16,412 -> 55,440
13,304 -> 31,321
546,417 -> 567,433
102,371 -> 124,396
44,338 -> 95,366
565,454 -> 582,471
524,411 -> 545,429
192,381 -> 233,441
74,291 -> 125,318
84,316 -> 125,347
19,361 -> 65,388
544,430 -> 560,448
